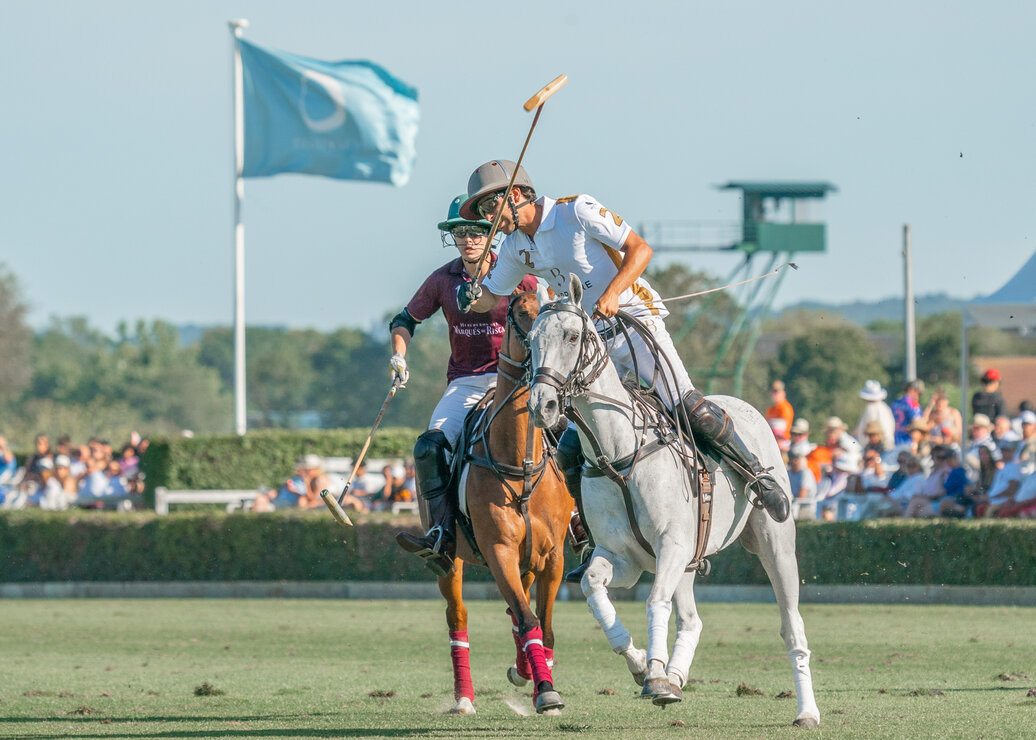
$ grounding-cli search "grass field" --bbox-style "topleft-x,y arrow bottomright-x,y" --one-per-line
1,598 -> 1033,739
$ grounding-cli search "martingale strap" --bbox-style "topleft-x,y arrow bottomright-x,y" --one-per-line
565,394 -> 714,575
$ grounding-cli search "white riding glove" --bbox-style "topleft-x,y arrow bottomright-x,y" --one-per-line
389,353 -> 409,387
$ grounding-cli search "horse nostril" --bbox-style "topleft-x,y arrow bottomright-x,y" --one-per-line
545,399 -> 557,412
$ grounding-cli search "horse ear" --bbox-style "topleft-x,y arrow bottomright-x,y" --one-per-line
568,273 -> 582,306
535,282 -> 550,307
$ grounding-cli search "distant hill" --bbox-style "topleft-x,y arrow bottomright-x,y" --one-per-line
776,293 -> 971,326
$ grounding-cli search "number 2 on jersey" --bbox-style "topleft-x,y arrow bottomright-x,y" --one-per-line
599,207 -> 623,227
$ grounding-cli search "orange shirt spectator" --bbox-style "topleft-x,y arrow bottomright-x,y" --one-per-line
765,380 -> 794,453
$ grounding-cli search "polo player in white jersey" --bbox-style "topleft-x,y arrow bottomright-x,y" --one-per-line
455,160 -> 789,581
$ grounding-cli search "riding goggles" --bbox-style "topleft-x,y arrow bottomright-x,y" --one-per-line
451,225 -> 489,239
476,192 -> 504,219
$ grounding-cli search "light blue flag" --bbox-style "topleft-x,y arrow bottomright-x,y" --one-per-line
239,39 -> 418,185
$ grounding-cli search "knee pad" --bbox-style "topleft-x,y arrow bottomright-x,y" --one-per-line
414,429 -> 451,499
682,391 -> 731,442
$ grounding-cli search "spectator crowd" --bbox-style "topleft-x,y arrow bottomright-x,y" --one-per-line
252,454 -> 417,514
0,432 -> 148,510
770,368 -> 1036,521
3,367 -> 1029,524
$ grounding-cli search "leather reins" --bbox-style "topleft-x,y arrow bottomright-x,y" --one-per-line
465,293 -> 558,576
531,301 -> 714,575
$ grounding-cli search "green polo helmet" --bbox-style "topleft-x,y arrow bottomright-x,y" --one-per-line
437,194 -> 492,232
458,160 -> 534,220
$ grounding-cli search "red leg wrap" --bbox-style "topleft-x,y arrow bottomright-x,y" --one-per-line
520,625 -> 553,692
449,630 -> 474,701
544,646 -> 554,669
507,609 -> 532,679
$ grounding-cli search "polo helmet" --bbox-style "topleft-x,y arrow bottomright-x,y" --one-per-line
458,160 -> 534,221
438,194 -> 491,232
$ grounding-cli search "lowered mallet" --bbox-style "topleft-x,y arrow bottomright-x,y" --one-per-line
321,376 -> 402,528
471,74 -> 569,279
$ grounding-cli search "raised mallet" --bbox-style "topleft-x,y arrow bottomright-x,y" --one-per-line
471,74 -> 568,279
320,376 -> 402,528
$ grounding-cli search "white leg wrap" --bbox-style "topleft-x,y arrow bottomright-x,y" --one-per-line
646,600 -> 673,667
789,647 -> 820,720
666,633 -> 699,688
586,589 -> 632,652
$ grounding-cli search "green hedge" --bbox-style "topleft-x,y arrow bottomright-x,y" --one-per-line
139,427 -> 423,498
1,512 -> 1033,586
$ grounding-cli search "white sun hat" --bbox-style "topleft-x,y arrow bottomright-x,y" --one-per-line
858,379 -> 888,402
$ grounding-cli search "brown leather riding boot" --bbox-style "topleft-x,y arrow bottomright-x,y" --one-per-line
682,391 -> 790,523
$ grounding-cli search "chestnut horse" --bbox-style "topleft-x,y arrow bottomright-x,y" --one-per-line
426,291 -> 572,715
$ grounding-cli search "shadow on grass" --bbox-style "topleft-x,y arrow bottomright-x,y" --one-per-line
1,726 -> 481,739
0,713 -> 507,738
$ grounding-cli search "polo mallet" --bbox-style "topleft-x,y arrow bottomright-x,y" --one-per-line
470,74 -> 569,279
320,376 -> 402,527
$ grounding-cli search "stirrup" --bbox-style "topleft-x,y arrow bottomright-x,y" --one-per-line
743,468 -> 776,509
743,468 -> 790,523
395,527 -> 455,577
564,547 -> 592,583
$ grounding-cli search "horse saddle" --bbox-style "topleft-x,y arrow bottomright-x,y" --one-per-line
584,378 -> 722,494
447,388 -> 496,565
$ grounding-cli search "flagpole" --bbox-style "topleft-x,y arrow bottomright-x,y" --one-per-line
229,19 -> 248,436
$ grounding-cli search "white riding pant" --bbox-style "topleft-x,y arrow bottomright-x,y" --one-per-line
606,316 -> 694,408
427,373 -> 497,450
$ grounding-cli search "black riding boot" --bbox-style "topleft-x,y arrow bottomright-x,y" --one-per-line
682,390 -> 790,523
556,427 -> 593,583
395,430 -> 457,577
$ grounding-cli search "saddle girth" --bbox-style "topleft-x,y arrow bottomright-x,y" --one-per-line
464,383 -> 556,577
566,400 -> 715,576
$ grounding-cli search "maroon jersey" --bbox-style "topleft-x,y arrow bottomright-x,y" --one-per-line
406,255 -> 539,383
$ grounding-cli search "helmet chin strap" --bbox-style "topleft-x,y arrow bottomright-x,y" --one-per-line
509,196 -> 534,230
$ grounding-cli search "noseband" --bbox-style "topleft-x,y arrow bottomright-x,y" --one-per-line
531,301 -> 609,407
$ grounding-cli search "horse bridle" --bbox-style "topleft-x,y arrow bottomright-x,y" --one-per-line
529,300 -> 715,575
531,301 -> 610,409
467,292 -> 559,576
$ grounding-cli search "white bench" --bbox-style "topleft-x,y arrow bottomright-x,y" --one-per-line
390,501 -> 420,515
154,487 -> 261,515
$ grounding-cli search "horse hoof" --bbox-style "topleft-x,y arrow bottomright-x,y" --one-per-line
535,690 -> 565,714
652,681 -> 683,707
793,715 -> 820,728
632,670 -> 647,688
641,676 -> 670,699
507,665 -> 531,687
643,677 -> 682,706
448,697 -> 476,715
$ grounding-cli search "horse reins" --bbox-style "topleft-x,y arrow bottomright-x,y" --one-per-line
533,301 -> 714,575
465,293 -> 558,576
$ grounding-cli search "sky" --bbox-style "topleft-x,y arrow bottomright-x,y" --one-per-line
2,1 -> 1034,335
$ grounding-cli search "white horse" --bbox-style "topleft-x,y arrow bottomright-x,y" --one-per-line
526,276 -> 820,728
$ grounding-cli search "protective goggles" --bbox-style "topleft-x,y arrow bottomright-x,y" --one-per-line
476,192 -> 504,219
451,225 -> 489,239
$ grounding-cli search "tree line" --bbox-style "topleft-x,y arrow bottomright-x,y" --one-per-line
1,262 -> 1029,449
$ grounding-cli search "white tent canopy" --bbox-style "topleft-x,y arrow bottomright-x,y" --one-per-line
965,249 -> 1036,330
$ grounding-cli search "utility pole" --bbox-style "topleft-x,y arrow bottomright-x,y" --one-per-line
903,224 -> 917,382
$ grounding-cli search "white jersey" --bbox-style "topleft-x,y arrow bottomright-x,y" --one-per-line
482,195 -> 668,322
